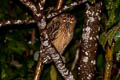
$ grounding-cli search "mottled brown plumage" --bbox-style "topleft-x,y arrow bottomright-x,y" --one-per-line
47,13 -> 76,55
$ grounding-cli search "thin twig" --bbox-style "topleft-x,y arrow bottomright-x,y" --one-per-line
30,29 -> 35,55
71,48 -> 79,70
54,0 -> 64,11
33,56 -> 43,80
37,0 -> 46,11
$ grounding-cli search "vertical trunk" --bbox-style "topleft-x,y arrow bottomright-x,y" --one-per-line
77,2 -> 102,80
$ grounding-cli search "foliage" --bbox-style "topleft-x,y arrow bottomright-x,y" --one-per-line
99,0 -> 120,63
99,0 -> 120,79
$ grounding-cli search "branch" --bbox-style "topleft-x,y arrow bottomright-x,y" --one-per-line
0,18 -> 36,27
71,48 -> 79,70
40,45 -> 75,80
47,0 -> 88,19
54,0 -> 64,11
30,29 -> 35,55
36,0 -> 46,13
77,2 -> 102,80
19,0 -> 41,17
33,56 -> 43,80
33,0 -> 46,79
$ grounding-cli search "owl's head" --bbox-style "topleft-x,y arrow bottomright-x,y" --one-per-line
59,13 -> 76,28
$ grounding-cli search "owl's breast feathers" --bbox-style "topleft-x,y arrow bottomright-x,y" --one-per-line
46,13 -> 76,54
52,27 -> 73,54
47,23 -> 73,54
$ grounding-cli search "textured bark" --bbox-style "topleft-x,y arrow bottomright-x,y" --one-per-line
77,2 -> 102,80
0,19 -> 35,27
47,0 -> 87,19
19,0 -> 41,17
32,0 -> 46,79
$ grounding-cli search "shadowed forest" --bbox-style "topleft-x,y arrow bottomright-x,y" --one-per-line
0,0 -> 120,80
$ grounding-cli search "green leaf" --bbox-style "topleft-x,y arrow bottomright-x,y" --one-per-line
106,10 -> 116,28
114,28 -> 120,41
99,32 -> 108,48
104,0 -> 120,29
99,24 -> 120,48
114,38 -> 120,54
116,51 -> 120,61
114,38 -> 120,61
107,26 -> 119,46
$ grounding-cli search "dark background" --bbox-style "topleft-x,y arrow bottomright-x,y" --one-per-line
0,0 -> 120,80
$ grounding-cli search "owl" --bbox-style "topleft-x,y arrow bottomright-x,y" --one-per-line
47,13 -> 76,55
40,13 -> 76,64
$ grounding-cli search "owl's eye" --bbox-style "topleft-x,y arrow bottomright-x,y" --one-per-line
69,20 -> 73,24
63,19 -> 67,23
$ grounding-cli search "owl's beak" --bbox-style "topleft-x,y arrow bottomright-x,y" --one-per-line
65,22 -> 70,27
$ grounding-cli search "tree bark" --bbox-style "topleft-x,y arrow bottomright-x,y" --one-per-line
77,2 -> 102,80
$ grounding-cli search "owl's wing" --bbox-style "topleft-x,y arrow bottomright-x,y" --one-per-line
47,18 -> 61,41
